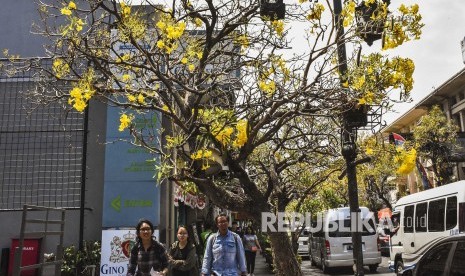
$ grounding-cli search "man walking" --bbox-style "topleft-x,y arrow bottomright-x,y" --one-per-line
201,213 -> 247,276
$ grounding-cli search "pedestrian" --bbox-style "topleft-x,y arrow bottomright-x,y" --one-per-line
242,226 -> 261,276
200,222 -> 213,248
127,218 -> 169,276
201,213 -> 247,276
230,221 -> 244,238
167,225 -> 199,276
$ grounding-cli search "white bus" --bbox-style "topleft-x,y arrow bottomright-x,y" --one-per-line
389,180 -> 465,274
309,206 -> 381,273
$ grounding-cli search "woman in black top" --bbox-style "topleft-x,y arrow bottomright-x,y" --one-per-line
127,219 -> 169,276
168,225 -> 199,276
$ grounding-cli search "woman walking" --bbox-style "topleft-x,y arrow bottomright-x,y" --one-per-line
127,218 -> 169,276
242,226 -> 261,276
168,225 -> 199,276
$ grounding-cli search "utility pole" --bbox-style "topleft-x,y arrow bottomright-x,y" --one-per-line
333,0 -> 365,275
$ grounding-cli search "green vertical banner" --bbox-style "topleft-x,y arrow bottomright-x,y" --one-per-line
102,106 -> 161,227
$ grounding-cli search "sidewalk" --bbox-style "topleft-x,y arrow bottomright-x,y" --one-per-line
253,254 -> 275,276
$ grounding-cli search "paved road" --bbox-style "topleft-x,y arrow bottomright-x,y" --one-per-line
301,257 -> 395,275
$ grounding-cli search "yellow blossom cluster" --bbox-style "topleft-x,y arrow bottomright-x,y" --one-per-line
341,0 -> 356,27
120,2 -> 131,19
258,80 -> 276,97
126,92 -> 146,105
193,18 -> 203,27
362,137 -> 377,156
60,1 -> 76,16
52,58 -> 70,78
117,2 -> 147,42
190,149 -> 213,160
395,147 -> 417,175
156,13 -> 186,54
197,108 -> 248,149
67,69 -> 96,112
348,53 -> 414,105
233,120 -> 248,148
118,113 -> 134,132
257,55 -> 290,96
383,4 -> 423,50
180,41 -> 203,73
306,3 -> 325,21
60,1 -> 85,37
270,20 -> 285,37
234,34 -> 250,50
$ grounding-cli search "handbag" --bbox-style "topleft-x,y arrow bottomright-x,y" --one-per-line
251,246 -> 258,252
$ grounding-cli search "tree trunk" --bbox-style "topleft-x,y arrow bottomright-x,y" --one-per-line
268,232 -> 302,276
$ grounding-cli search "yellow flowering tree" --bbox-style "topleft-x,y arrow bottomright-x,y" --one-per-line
2,0 -> 423,274
413,105 -> 460,186
357,134 -> 416,210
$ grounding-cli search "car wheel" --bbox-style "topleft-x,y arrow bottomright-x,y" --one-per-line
395,260 -> 404,276
369,264 -> 378,273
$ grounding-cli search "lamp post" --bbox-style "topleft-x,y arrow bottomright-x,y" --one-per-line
333,1 -> 387,275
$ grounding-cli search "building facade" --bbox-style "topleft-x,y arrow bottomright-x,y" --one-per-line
382,68 -> 465,195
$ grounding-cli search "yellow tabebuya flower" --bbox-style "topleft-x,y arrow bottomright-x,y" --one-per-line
233,120 -> 248,148
271,20 -> 285,37
118,113 -> 133,132
396,148 -> 417,175
190,149 -> 213,160
307,3 -> 325,21
120,2 -> 131,18
61,7 -> 72,16
68,1 -> 76,10
127,94 -> 136,102
137,94 -> 145,104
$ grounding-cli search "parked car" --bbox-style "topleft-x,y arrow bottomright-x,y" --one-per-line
398,234 -> 465,276
297,227 -> 310,258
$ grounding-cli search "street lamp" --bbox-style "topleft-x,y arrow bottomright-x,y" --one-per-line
333,1 -> 389,275
259,0 -> 286,20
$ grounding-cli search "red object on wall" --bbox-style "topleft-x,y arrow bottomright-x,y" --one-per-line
8,239 -> 41,276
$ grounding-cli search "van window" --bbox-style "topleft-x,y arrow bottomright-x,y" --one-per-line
428,199 -> 445,232
460,203 -> 465,233
446,196 -> 457,230
415,203 -> 427,232
327,219 -> 376,237
404,205 -> 414,233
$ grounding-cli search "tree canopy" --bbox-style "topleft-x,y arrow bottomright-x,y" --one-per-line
1,0 -> 423,274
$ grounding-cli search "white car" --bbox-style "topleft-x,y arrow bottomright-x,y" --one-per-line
297,227 -> 310,258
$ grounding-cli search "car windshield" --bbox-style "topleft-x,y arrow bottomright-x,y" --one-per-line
328,219 -> 376,237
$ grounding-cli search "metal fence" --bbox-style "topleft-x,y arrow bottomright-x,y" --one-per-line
0,59 -> 85,210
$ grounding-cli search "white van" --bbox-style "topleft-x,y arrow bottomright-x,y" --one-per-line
297,226 -> 310,258
308,206 -> 381,273
389,180 -> 465,274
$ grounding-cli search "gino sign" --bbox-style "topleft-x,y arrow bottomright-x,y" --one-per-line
100,229 -> 161,276
100,229 -> 136,276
